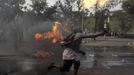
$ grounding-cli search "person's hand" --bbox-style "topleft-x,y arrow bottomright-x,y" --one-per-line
60,41 -> 70,47
60,41 -> 65,45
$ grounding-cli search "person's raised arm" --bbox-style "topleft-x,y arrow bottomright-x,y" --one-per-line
80,30 -> 108,39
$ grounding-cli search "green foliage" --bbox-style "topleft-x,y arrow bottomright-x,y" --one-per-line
96,9 -> 110,31
109,18 -> 121,32
84,17 -> 95,32
122,0 -> 134,15
110,10 -> 133,32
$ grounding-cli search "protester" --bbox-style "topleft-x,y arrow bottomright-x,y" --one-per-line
47,28 -> 108,75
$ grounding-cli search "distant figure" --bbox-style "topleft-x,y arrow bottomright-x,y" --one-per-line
47,28 -> 108,75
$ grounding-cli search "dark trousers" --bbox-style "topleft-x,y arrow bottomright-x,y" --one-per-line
60,59 -> 80,72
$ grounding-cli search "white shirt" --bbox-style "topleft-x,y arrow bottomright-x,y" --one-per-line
62,48 -> 80,60
62,33 -> 85,61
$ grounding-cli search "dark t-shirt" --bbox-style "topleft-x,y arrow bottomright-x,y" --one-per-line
61,33 -> 84,51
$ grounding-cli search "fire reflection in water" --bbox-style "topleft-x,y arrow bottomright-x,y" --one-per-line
33,50 -> 54,58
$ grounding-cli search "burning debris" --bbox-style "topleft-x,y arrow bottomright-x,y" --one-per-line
35,33 -> 43,40
35,21 -> 64,44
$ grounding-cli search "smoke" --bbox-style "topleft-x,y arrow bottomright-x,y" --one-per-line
0,0 -> 64,73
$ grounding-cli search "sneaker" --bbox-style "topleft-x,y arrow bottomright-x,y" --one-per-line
47,62 -> 55,71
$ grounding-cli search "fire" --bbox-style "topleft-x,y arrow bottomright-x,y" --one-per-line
35,21 -> 64,44
80,0 -> 108,9
35,33 -> 43,40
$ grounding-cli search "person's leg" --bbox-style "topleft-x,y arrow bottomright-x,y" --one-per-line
48,60 -> 73,75
60,60 -> 74,75
48,62 -> 57,71
74,60 -> 80,75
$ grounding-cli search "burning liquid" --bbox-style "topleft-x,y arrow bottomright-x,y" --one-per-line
80,0 -> 108,9
35,21 -> 64,44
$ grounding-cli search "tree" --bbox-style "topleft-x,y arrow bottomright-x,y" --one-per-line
54,0 -> 90,32
92,0 -> 123,32
122,0 -> 134,15
0,0 -> 24,22
30,0 -> 57,20
122,0 -> 134,32
110,10 -> 133,33
56,0 -> 81,17
0,0 -> 26,51
54,0 -> 123,32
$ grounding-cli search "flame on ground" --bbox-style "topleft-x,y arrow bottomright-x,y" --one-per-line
80,0 -> 108,9
35,21 -> 64,44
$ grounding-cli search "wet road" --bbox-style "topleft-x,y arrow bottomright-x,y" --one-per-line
81,46 -> 134,69
0,46 -> 134,75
